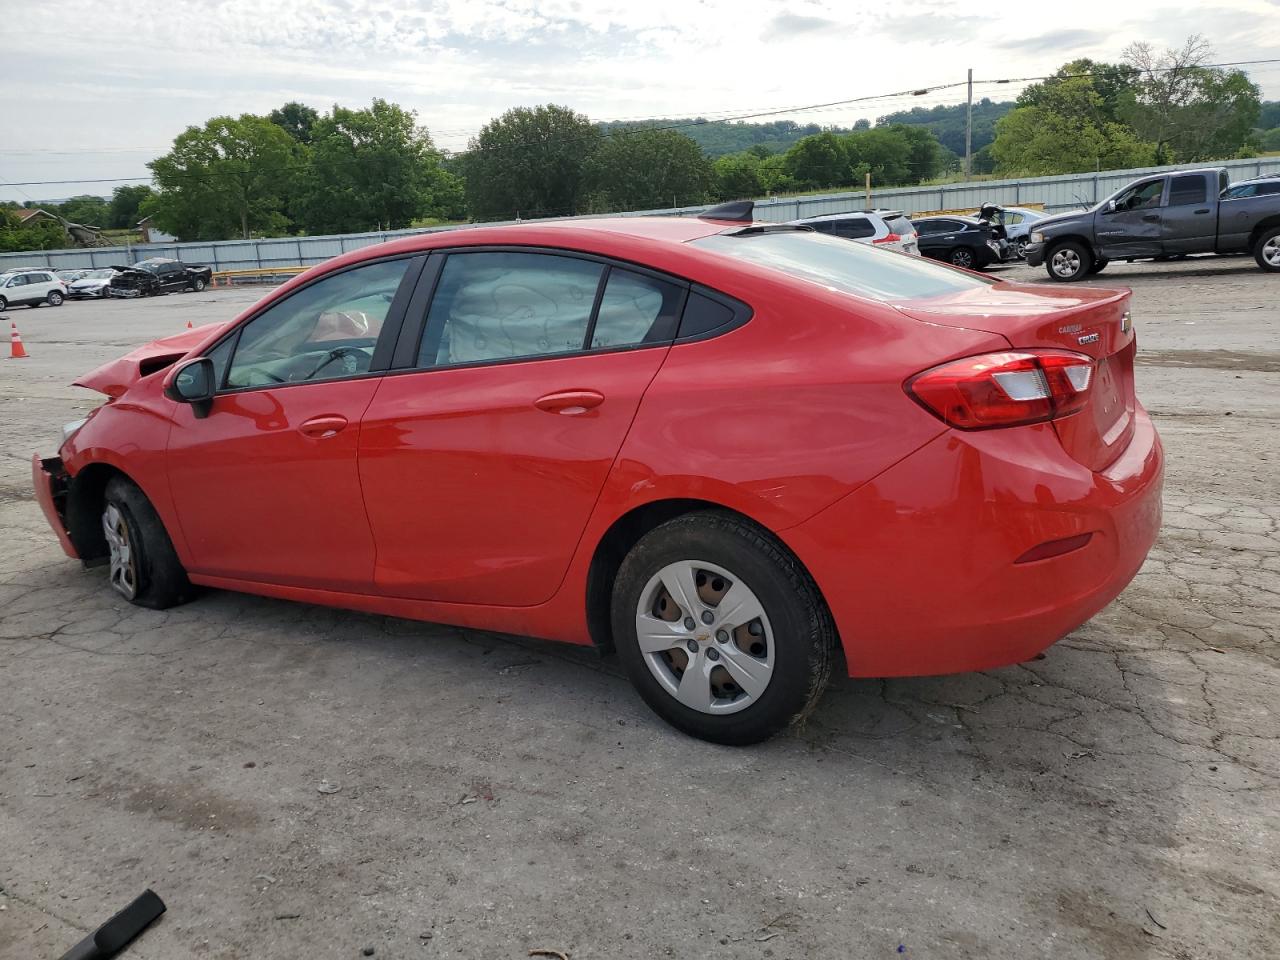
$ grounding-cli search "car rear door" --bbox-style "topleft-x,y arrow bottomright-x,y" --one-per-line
1161,174 -> 1215,254
164,255 -> 424,591
357,249 -> 684,606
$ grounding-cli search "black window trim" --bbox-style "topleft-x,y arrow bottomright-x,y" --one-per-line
202,251 -> 428,396
387,244 -> 747,376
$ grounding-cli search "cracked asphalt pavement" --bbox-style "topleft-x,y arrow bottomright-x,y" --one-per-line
1,257 -> 1277,959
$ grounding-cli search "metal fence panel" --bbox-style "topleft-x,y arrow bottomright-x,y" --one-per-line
4,155 -> 1278,273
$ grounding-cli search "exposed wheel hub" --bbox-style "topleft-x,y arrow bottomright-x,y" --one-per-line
102,503 -> 138,600
635,560 -> 774,715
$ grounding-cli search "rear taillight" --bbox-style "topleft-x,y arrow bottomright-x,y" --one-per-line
873,233 -> 902,245
906,351 -> 1095,430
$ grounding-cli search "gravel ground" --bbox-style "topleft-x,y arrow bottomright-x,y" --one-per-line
1,256 -> 1277,959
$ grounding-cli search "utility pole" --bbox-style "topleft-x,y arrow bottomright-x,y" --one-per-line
964,67 -> 973,180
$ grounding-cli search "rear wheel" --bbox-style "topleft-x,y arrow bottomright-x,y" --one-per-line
1254,226 -> 1280,273
102,477 -> 195,609
948,247 -> 975,270
47,290 -> 64,306
1046,240 -> 1092,282
1014,237 -> 1029,259
0,296 -> 7,310
611,512 -> 835,745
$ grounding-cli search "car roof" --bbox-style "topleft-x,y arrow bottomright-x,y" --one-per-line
794,210 -> 906,224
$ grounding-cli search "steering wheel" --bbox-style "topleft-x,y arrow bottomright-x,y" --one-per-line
297,346 -> 368,381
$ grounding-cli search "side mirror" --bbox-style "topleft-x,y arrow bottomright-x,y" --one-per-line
1105,200 -> 1117,213
165,357 -> 215,419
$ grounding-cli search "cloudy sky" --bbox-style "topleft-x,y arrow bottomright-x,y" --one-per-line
2,0 -> 1279,202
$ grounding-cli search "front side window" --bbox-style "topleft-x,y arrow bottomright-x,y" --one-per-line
224,258 -> 410,389
420,252 -> 604,367
1114,179 -> 1164,211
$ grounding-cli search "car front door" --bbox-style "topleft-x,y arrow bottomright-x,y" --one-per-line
1161,174 -> 1215,254
165,255 -> 424,590
358,249 -> 685,605
1096,177 -> 1166,259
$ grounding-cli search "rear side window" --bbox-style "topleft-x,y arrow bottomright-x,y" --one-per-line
829,217 -> 876,239
677,291 -> 739,339
590,269 -> 683,349
420,252 -> 603,367
1168,175 -> 1207,206
692,230 -> 994,302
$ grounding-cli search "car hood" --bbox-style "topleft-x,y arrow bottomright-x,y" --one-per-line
70,278 -> 110,289
73,322 -> 229,397
1032,210 -> 1093,232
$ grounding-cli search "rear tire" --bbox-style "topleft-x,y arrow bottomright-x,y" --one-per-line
1014,237 -> 1029,259
1254,226 -> 1280,273
47,290 -> 64,306
948,247 -> 975,270
102,477 -> 195,609
0,296 -> 7,310
1045,240 -> 1092,282
611,511 -> 835,745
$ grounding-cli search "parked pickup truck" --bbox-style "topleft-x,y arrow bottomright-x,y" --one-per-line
108,257 -> 213,297
1025,167 -> 1280,281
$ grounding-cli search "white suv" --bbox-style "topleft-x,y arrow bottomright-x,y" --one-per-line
791,210 -> 920,255
0,269 -> 67,310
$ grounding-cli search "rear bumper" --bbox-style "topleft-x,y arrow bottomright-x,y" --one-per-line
783,407 -> 1163,677
32,455 -> 79,559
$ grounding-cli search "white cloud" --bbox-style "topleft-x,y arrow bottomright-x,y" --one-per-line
1,0 -> 1278,200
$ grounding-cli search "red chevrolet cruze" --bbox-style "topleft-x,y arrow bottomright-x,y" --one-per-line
34,206 -> 1163,743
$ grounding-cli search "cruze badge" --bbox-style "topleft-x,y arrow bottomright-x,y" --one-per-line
1078,332 -> 1101,345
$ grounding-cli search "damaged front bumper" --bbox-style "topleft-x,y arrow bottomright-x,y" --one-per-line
32,454 -> 79,559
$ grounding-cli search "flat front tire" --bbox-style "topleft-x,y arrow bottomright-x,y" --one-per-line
1255,226 -> 1280,273
102,477 -> 195,609
611,512 -> 835,745
1046,240 -> 1092,281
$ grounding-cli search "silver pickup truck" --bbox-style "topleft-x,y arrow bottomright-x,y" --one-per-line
1025,167 -> 1280,281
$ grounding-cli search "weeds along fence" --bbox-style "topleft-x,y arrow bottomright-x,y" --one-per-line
4,155 -> 1278,274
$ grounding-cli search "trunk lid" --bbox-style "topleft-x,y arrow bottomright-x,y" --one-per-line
895,281 -> 1136,472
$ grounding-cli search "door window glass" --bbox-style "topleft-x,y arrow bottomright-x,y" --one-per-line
590,269 -> 683,348
1168,175 -> 1207,206
828,217 -> 876,239
225,258 -> 410,389
420,252 -> 604,367
1114,179 -> 1164,211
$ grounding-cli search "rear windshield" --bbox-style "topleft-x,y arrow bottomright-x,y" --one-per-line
691,230 -> 993,301
884,215 -> 916,236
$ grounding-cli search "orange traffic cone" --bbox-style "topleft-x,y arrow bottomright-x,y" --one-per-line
9,322 -> 28,359
186,320 -> 193,329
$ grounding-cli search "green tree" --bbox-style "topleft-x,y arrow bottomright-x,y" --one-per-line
991,105 -> 1154,175
107,184 -> 154,229
1121,36 -> 1261,162
465,105 -> 600,220
1260,128 -> 1280,152
148,114 -> 298,240
783,132 -> 849,188
269,102 -> 320,144
713,152 -> 765,199
300,99 -> 454,232
1018,59 -> 1140,126
56,195 -> 111,227
585,128 -> 713,211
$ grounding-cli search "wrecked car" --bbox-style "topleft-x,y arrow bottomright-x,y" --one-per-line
108,257 -> 213,298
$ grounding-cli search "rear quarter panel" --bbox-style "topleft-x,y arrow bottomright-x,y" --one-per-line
590,269 -> 1010,534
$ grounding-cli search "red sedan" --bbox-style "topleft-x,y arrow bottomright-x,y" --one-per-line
33,205 -> 1163,744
